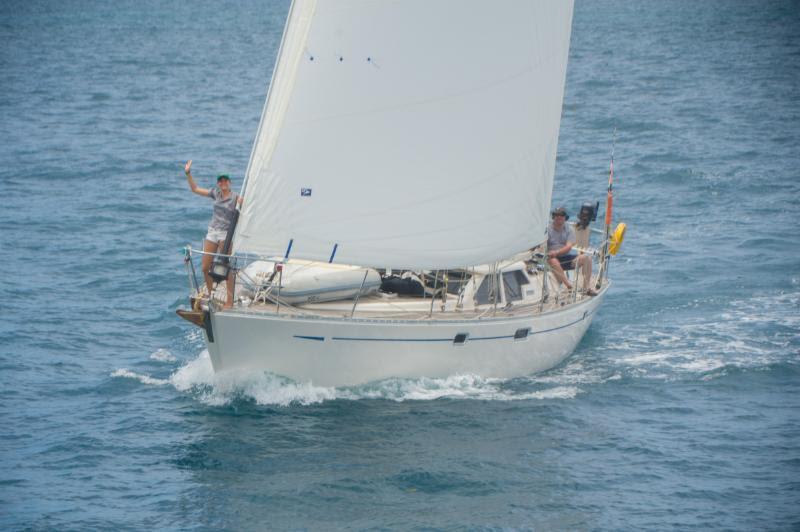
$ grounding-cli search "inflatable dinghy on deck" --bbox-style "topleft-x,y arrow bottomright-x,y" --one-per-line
237,260 -> 381,305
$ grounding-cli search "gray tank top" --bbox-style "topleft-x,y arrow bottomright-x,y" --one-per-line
208,188 -> 238,232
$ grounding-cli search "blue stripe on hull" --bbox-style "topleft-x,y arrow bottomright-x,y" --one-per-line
294,335 -> 325,341
331,337 -> 453,342
292,309 -> 594,344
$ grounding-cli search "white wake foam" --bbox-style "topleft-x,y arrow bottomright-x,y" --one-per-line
161,352 -> 582,406
341,374 -> 581,402
111,368 -> 170,386
168,351 -> 337,406
149,348 -> 177,362
602,291 -> 800,378
106,349 -> 580,406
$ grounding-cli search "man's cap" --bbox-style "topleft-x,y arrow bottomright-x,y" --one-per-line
216,174 -> 231,182
551,206 -> 569,219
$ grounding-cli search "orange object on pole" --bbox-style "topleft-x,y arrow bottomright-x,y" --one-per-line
604,157 -> 614,227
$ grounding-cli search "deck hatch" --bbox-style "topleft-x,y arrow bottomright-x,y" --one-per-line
453,333 -> 469,345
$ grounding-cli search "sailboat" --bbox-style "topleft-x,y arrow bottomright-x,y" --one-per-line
177,0 -> 625,387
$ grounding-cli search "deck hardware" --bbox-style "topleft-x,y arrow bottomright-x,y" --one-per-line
350,269 -> 370,318
203,310 -> 214,342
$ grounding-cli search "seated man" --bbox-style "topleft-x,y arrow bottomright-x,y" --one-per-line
546,206 -> 597,296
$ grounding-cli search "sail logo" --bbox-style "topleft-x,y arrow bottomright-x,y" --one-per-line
301,188 -> 312,197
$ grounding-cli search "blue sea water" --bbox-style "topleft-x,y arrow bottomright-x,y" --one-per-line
1,0 -> 799,529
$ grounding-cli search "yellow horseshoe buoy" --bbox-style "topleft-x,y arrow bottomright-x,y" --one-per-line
609,222 -> 626,255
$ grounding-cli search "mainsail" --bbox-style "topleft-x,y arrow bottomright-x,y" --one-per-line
233,0 -> 574,270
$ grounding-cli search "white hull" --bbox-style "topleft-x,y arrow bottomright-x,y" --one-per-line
204,288 -> 606,387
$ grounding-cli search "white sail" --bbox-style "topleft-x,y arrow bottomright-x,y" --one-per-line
234,0 -> 574,269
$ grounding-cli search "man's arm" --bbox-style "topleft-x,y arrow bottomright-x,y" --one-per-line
548,241 -> 574,258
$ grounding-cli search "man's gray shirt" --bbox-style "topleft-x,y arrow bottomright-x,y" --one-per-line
547,223 -> 575,252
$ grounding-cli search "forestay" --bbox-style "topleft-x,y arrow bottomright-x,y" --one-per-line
233,0 -> 574,270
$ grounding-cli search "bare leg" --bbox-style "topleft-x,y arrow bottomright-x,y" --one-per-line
577,255 -> 597,295
201,239 -> 218,297
218,241 -> 235,309
205,240 -> 236,309
547,257 -> 572,290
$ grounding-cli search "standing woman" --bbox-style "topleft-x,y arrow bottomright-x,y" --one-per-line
184,160 -> 243,309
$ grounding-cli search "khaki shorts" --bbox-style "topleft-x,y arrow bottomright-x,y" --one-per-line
205,228 -> 227,243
